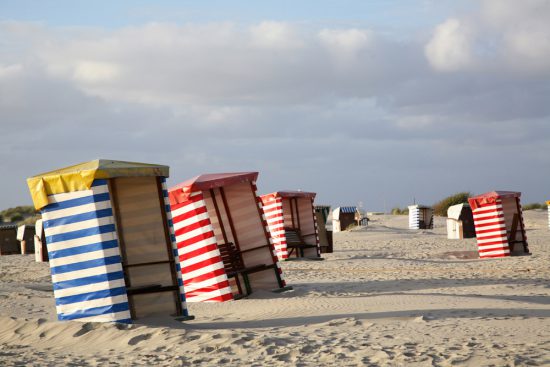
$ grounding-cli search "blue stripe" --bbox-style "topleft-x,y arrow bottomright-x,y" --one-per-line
58,302 -> 130,321
42,193 -> 111,213
51,255 -> 121,275
165,204 -> 171,212
116,318 -> 132,324
56,286 -> 127,306
44,208 -> 113,229
53,271 -> 124,290
160,177 -> 166,183
340,206 -> 357,213
46,224 -> 115,244
49,240 -> 119,259
92,179 -> 107,187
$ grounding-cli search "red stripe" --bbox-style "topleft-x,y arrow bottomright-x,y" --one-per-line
184,281 -> 232,298
473,207 -> 502,216
177,230 -> 215,249
475,226 -> 506,235
174,218 -> 212,237
476,233 -> 507,240
183,243 -> 220,261
477,239 -> 508,247
473,213 -> 503,221
181,256 -> 225,274
478,243 -> 509,251
183,267 -> 227,285
474,220 -> 505,228
173,205 -> 208,223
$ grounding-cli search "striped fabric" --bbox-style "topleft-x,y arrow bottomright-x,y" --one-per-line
261,196 -> 288,260
340,206 -> 357,214
160,178 -> 190,315
41,179 -> 131,323
471,199 -> 510,258
171,192 -> 233,302
261,194 -> 321,259
251,183 -> 286,286
409,206 -> 420,229
408,206 -> 433,230
548,203 -> 550,230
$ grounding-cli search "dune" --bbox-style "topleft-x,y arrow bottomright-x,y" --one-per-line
1,210 -> 549,366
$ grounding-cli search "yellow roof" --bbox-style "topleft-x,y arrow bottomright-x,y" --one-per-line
546,200 -> 550,205
27,159 -> 169,210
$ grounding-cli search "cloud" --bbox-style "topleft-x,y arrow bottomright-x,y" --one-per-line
0,6 -> 549,210
0,63 -> 23,78
250,21 -> 303,49
426,0 -> 550,74
73,61 -> 120,83
425,18 -> 474,71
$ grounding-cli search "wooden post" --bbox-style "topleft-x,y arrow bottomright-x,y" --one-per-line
20,240 -> 26,255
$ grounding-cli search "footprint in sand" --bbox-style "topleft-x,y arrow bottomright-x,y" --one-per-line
128,333 -> 152,346
73,322 -> 100,337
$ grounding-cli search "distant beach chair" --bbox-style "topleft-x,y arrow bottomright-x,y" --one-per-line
408,205 -> 434,230
468,191 -> 529,259
261,191 -> 323,260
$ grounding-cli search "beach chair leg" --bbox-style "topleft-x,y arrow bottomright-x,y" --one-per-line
273,267 -> 284,288
233,275 -> 244,296
242,274 -> 252,295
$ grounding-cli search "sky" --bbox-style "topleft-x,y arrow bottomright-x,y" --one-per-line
1,0 -> 549,212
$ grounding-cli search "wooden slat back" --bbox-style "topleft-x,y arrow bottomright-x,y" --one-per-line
218,242 -> 245,273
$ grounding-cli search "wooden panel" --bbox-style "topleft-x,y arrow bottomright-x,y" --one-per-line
297,197 -> 318,257
222,182 -> 279,290
114,177 -> 169,264
111,176 -> 180,318
131,292 -> 178,318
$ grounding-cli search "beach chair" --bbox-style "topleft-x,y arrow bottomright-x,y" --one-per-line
284,227 -> 321,259
218,242 -> 284,297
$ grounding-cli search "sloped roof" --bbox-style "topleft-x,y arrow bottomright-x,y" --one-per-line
262,190 -> 316,200
28,159 -> 169,210
468,191 -> 521,210
339,206 -> 357,213
447,203 -> 470,220
169,172 -> 258,205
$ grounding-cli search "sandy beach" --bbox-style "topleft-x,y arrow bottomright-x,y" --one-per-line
1,210 -> 549,366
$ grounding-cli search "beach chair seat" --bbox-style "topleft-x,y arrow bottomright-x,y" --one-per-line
284,227 -> 317,258
218,242 -> 280,296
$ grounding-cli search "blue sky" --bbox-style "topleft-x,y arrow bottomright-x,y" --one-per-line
0,1 -> 474,29
0,0 -> 548,211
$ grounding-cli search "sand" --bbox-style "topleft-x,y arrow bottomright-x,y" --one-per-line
1,210 -> 550,366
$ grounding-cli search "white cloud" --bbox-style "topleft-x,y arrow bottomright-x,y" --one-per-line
318,28 -> 372,54
73,61 -> 120,83
0,64 -> 23,78
249,21 -> 303,49
426,0 -> 550,74
425,18 -> 474,71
